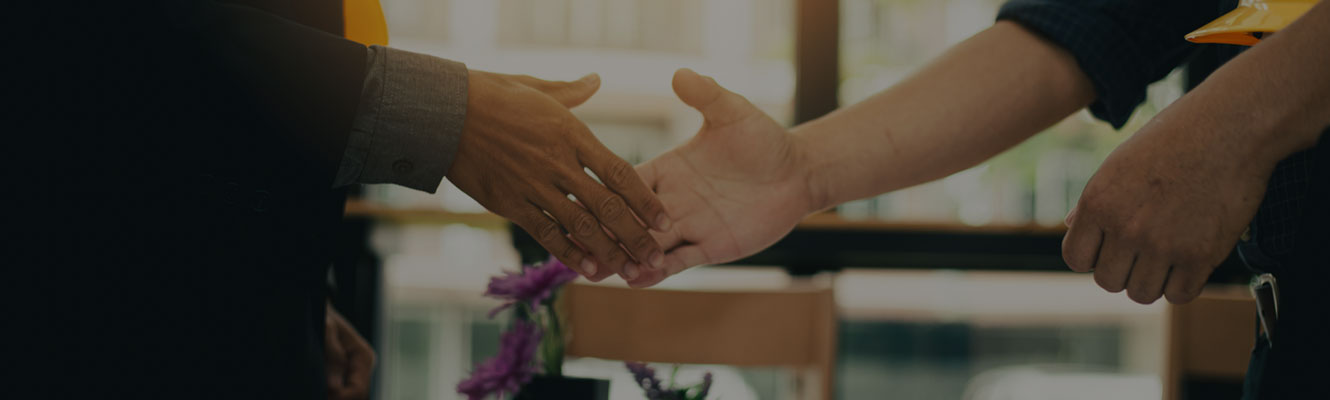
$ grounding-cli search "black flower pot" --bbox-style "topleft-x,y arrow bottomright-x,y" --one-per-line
514,375 -> 610,400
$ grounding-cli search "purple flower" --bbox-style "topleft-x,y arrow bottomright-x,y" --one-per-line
485,256 -> 580,318
626,362 -> 669,399
695,372 -> 713,399
626,362 -> 714,400
457,320 -> 543,400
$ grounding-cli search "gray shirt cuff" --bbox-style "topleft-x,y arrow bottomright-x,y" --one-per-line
334,45 -> 468,193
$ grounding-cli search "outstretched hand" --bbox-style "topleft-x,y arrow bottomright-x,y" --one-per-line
447,71 -> 670,282
625,69 -> 816,288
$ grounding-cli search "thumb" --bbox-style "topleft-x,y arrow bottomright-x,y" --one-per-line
671,68 -> 759,126
515,73 -> 601,108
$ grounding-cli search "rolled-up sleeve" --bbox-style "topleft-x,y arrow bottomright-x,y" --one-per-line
335,45 -> 468,193
998,0 -> 1227,128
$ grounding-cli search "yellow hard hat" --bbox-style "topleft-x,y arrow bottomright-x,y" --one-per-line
1186,0 -> 1319,45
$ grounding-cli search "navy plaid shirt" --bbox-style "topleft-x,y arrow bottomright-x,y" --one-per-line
998,0 -> 1329,272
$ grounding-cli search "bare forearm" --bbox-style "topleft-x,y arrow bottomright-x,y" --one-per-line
794,21 -> 1094,211
1175,1 -> 1330,167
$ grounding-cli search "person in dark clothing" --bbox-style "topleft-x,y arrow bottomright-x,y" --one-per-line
7,0 -> 669,398
625,1 -> 1330,398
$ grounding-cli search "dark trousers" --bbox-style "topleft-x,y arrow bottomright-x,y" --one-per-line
1238,143 -> 1330,399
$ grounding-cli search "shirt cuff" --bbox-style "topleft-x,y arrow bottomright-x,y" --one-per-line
334,45 -> 468,193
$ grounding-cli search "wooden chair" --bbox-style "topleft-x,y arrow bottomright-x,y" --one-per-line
1165,284 -> 1257,400
559,277 -> 838,400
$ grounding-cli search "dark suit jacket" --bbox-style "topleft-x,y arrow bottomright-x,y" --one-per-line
9,1 -> 366,397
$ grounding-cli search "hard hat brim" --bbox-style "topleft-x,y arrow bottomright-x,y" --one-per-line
1186,3 -> 1316,45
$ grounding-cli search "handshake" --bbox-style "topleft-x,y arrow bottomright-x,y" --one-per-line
458,31 -> 1271,307
451,68 -> 802,288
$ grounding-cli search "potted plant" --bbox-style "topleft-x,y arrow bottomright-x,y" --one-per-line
456,256 -> 609,400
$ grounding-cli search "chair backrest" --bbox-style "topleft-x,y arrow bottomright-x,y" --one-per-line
559,277 -> 837,399
1165,284 -> 1256,400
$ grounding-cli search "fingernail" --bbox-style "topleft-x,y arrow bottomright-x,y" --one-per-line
622,263 -> 640,280
580,259 -> 597,276
655,214 -> 672,231
579,73 -> 599,83
649,251 -> 665,270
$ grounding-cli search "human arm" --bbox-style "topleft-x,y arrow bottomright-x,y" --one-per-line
1062,0 -> 1330,304
334,44 -> 669,279
797,21 -> 1094,212
179,1 -> 669,279
627,21 -> 1095,286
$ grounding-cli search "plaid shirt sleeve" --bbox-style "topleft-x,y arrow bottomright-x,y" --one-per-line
997,0 -> 1229,128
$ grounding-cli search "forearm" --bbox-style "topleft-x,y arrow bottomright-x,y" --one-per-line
794,21 -> 1094,211
1175,1 -> 1330,167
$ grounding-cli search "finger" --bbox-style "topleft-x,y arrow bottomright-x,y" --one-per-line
1164,264 -> 1207,304
1061,220 -> 1103,273
671,68 -> 761,126
325,320 -> 347,391
626,245 -> 709,288
531,192 -> 630,277
1125,254 -> 1170,304
559,174 -> 665,270
338,323 -> 375,400
1092,236 -> 1135,293
511,206 -> 597,277
576,128 -> 672,232
649,227 -> 685,255
635,161 -> 660,193
627,267 -> 667,289
510,73 -> 601,108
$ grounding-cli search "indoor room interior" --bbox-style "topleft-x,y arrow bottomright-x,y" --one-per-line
323,0 -> 1263,399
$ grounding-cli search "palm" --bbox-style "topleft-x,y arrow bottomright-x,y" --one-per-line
628,69 -> 811,287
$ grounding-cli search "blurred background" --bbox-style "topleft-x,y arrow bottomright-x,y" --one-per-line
331,0 -> 1247,399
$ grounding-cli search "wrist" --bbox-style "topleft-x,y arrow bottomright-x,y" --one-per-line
789,126 -> 832,215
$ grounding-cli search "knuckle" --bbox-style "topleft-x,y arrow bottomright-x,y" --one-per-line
598,196 -> 626,220
634,233 -> 657,254
556,117 -> 580,137
1139,242 -> 1169,260
571,212 -> 599,238
600,248 -> 625,265
1172,244 -> 1209,265
535,219 -> 564,243
561,245 -> 581,263
604,160 -> 636,186
1119,220 -> 1147,241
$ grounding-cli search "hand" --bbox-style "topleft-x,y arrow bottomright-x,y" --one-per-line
446,71 -> 670,281
626,69 -> 815,287
1062,105 -> 1274,304
326,304 -> 375,400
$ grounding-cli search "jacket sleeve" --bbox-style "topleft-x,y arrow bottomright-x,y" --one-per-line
334,45 -> 469,193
